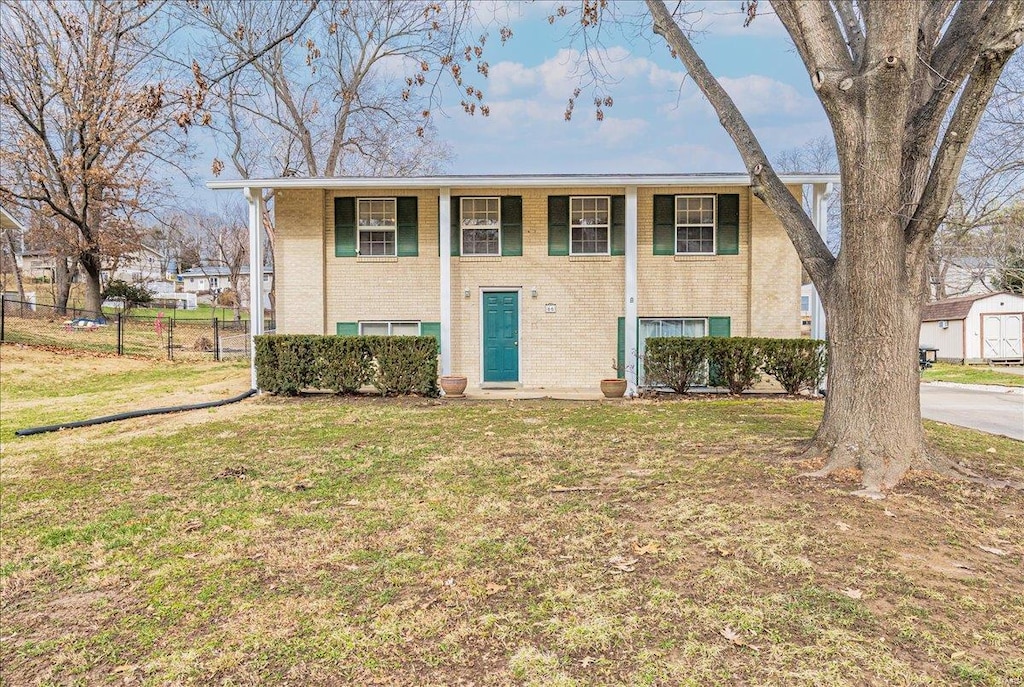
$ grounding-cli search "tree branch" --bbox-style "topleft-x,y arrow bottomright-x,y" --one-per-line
907,41 -> 1022,252
831,0 -> 865,65
645,0 -> 836,288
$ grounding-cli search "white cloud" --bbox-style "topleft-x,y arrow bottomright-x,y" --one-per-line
718,75 -> 815,116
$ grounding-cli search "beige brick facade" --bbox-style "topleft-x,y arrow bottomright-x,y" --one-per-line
273,182 -> 802,389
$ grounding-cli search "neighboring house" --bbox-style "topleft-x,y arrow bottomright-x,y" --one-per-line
920,292 -> 1024,364
103,245 -> 173,287
16,250 -> 66,282
933,256 -> 1000,298
209,173 -> 838,390
178,265 -> 273,294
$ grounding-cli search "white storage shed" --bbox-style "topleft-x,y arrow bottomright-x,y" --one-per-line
920,292 -> 1024,364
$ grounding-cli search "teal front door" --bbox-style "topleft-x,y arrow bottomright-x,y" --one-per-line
483,291 -> 519,382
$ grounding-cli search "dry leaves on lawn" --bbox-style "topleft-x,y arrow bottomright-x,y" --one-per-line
608,556 -> 638,573
720,626 -> 761,651
977,545 -> 1008,556
841,588 -> 863,599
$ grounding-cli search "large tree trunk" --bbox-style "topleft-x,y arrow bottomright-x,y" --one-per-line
79,251 -> 103,318
53,256 -> 74,315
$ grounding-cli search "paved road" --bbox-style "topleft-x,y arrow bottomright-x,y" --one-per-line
920,384 -> 1024,441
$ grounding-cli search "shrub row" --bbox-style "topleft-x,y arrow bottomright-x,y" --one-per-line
254,335 -> 439,396
643,337 -> 827,395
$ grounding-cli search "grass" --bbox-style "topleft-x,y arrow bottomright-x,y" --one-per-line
922,363 -> 1024,387
2,345 -> 1023,685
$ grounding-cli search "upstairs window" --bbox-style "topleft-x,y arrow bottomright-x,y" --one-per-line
461,197 -> 500,256
676,196 -> 716,255
357,198 -> 397,256
570,196 -> 610,255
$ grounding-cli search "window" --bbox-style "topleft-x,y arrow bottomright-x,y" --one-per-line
570,196 -> 610,255
801,295 -> 811,312
209,277 -> 219,289
461,197 -> 500,255
638,318 -> 707,386
357,198 -> 397,256
359,321 -> 420,336
676,195 -> 716,254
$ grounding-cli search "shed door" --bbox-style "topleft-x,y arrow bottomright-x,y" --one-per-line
983,314 -> 1023,359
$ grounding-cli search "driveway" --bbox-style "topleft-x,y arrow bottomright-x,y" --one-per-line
920,383 -> 1024,441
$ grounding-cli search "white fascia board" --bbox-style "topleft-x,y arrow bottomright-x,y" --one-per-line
0,206 -> 26,232
206,173 -> 841,191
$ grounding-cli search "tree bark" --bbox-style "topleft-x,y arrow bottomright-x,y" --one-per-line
53,256 -> 74,316
79,251 -> 104,318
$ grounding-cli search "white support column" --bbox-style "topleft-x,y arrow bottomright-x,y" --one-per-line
625,186 -> 639,395
810,182 -> 834,341
439,187 -> 452,375
244,186 -> 265,390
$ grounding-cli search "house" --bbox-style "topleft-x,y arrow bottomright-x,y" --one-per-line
208,173 -> 838,391
103,245 -> 173,287
920,292 -> 1024,364
178,265 -> 273,295
800,283 -> 813,337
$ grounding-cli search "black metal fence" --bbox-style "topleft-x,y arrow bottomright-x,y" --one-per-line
0,298 -> 266,360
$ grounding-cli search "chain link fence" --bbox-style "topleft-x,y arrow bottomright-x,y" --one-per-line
0,298 -> 270,360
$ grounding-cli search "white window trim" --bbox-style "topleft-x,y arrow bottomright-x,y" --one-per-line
674,194 -> 717,256
460,196 -> 502,256
356,197 -> 398,257
358,320 -> 421,336
569,195 -> 612,256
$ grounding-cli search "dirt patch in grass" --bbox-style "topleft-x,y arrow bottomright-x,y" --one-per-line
2,349 -> 1023,685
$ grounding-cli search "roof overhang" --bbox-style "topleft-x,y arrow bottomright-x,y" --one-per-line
0,205 -> 26,233
206,173 -> 841,191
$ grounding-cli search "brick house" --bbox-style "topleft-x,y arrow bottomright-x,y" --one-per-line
209,174 -> 837,392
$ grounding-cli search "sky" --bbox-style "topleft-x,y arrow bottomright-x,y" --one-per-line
427,1 -> 829,175
192,1 -> 831,205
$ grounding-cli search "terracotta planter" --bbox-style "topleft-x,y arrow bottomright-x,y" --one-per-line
440,375 -> 468,398
600,378 -> 627,398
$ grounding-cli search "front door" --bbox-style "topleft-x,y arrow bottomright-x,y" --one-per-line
483,291 -> 519,382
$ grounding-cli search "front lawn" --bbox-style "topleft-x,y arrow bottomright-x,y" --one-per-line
922,363 -> 1024,387
1,346 -> 1022,685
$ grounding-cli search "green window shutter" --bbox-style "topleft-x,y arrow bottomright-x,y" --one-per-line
706,316 -> 730,387
421,321 -> 441,352
396,197 -> 418,257
708,317 -> 731,337
716,194 -> 740,255
617,317 -> 625,377
547,196 -> 570,256
336,322 -> 358,336
501,196 -> 523,256
653,195 -> 675,255
334,197 -> 357,257
610,195 -> 625,256
450,196 -> 461,256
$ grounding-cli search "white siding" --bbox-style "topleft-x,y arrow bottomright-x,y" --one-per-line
920,319 -> 964,361
965,294 -> 1024,360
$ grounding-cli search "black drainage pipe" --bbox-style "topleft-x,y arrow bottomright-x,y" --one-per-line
15,389 -> 257,437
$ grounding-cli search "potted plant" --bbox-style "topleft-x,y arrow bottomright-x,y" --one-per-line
600,359 -> 627,398
439,374 -> 468,398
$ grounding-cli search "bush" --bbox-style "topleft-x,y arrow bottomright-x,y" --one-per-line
254,334 -> 439,396
643,337 -> 710,393
311,336 -> 372,393
763,339 -> 828,395
706,337 -> 764,394
102,279 -> 151,311
366,336 -> 440,396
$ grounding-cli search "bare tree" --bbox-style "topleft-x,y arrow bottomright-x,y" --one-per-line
629,0 -> 1024,495
0,0 -> 186,317
190,203 -> 249,323
927,53 -> 1024,299
775,135 -> 842,255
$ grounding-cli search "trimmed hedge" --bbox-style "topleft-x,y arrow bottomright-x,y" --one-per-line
762,338 -> 828,395
643,337 -> 710,394
255,334 -> 439,397
644,336 -> 827,395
